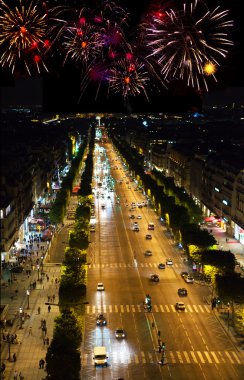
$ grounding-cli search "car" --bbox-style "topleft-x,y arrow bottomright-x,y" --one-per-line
166,259 -> 173,265
181,271 -> 189,278
133,226 -> 140,232
178,288 -> 188,296
10,266 -> 23,273
133,221 -> 138,225
145,234 -> 152,240
158,263 -> 165,269
96,314 -> 107,326
129,215 -> 135,219
97,282 -> 105,291
150,274 -> 159,282
115,328 -> 126,339
175,301 -> 186,311
185,275 -> 194,283
137,215 -> 142,219
144,250 -> 152,256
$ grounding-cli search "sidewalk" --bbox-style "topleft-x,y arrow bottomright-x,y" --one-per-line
1,263 -> 61,380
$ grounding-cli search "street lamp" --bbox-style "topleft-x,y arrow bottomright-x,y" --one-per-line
37,265 -> 40,281
7,335 -> 11,361
19,307 -> 23,329
26,290 -> 30,309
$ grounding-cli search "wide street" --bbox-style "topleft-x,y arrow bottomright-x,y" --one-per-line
81,139 -> 244,380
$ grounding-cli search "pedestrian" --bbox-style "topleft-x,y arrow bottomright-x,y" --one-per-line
38,306 -> 41,314
19,371 -> 24,380
29,326 -> 32,335
48,305 -> 51,313
13,353 -> 17,362
39,359 -> 42,369
13,370 -> 18,380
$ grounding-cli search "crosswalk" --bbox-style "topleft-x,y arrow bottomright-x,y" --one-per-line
82,350 -> 242,366
88,262 -> 181,269
86,304 -> 211,314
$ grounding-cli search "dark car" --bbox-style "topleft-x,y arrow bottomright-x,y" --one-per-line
10,266 -> 23,273
96,314 -> 107,326
178,288 -> 188,296
181,271 -> 188,278
150,274 -> 159,282
158,263 -> 165,269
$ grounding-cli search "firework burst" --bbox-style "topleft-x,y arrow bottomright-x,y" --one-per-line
142,0 -> 234,91
108,55 -> 150,101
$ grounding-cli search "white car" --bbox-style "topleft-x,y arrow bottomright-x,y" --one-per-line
144,250 -> 152,256
97,282 -> 105,291
166,259 -> 173,265
175,301 -> 185,311
137,215 -> 142,219
185,275 -> 194,283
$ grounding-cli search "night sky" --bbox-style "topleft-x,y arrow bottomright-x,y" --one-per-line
0,0 -> 243,113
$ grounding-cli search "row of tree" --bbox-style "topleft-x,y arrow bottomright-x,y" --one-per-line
109,133 -> 244,303
45,127 -> 95,379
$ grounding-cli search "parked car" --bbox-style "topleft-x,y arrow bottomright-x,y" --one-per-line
166,259 -> 173,265
184,275 -> 194,284
181,271 -> 189,278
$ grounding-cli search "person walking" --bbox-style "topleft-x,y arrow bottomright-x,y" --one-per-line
29,326 -> 32,335
48,305 -> 51,313
38,306 -> 41,314
13,370 -> 18,380
13,353 -> 17,362
19,371 -> 24,380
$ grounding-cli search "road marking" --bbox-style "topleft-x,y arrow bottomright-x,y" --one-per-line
154,305 -> 159,312
193,305 -> 199,313
86,305 -> 90,314
204,305 -> 210,313
198,305 -> 205,313
134,355 -> 139,364
183,351 -> 191,363
211,351 -> 220,364
92,306 -> 96,314
218,351 -> 226,363
197,351 -> 205,363
103,305 -> 107,313
187,305 -> 193,312
126,305 -> 130,312
165,305 -> 170,312
190,351 -> 198,363
148,352 -> 154,363
109,305 -> 112,313
169,351 -> 176,363
132,305 -> 135,312
137,304 -> 141,312
120,305 -> 124,313
149,263 -> 153,268
231,351 -> 241,364
113,352 -> 118,363
170,305 -> 176,312
176,351 -> 184,363
141,351 -> 146,363
225,351 -> 234,364
204,351 -> 213,363
160,305 -> 165,312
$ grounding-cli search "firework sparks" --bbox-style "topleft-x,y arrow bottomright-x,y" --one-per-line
108,55 -> 150,101
142,0 -> 234,91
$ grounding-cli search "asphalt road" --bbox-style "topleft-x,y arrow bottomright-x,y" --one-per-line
81,140 -> 244,380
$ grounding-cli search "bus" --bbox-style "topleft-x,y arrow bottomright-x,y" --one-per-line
148,222 -> 154,230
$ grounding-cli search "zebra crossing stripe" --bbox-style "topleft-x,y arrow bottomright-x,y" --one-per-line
160,305 -> 165,312
114,305 -> 118,312
137,305 -> 141,312
187,305 -> 193,312
204,305 -> 210,313
210,351 -> 220,364
86,305 -> 90,314
154,305 -> 159,312
141,351 -> 146,363
135,354 -> 139,364
132,305 -> 136,312
149,263 -> 153,267
109,305 -> 112,313
169,351 -> 176,363
170,305 -> 176,312
176,351 -> 184,363
193,305 -> 199,313
190,351 -> 198,363
103,305 -> 107,313
204,351 -> 213,363
198,305 -> 205,313
218,351 -> 226,363
126,305 -> 130,312
92,306 -> 96,314
231,351 -> 241,364
121,305 -> 124,313
183,351 -> 191,363
225,351 -> 234,364
165,305 -> 170,312
197,351 -> 205,363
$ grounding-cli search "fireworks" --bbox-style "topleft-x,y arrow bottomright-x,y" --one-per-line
142,0 -> 234,91
108,55 -> 150,101
0,0 -> 235,99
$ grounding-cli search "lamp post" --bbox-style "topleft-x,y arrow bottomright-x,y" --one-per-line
26,289 -> 30,309
37,265 -> 40,281
19,307 -> 23,329
7,335 -> 11,361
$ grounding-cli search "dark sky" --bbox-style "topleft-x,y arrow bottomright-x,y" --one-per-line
0,0 -> 243,113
